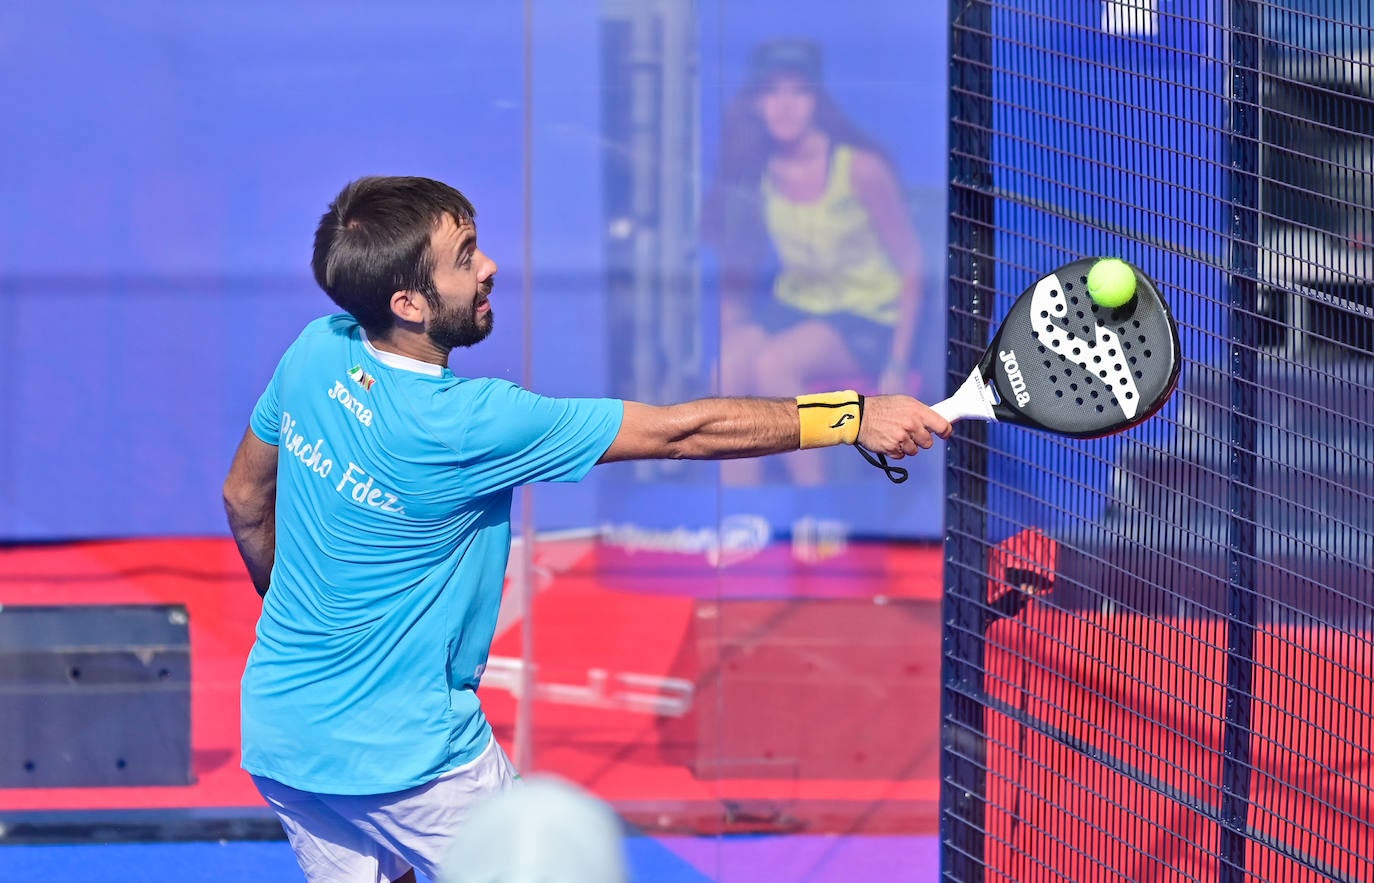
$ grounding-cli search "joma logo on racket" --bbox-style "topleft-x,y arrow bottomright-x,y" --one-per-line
998,349 -> 1031,407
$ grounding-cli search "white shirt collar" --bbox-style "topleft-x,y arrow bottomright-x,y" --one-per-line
360,330 -> 445,377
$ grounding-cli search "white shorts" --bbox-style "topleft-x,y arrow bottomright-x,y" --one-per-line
253,736 -> 520,883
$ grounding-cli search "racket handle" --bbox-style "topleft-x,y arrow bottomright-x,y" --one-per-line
931,368 -> 998,424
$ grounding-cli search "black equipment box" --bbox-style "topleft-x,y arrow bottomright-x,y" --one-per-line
0,604 -> 193,788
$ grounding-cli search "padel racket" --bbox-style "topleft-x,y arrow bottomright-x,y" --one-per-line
858,257 -> 1180,483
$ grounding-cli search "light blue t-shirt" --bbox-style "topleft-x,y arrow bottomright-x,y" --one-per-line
241,314 -> 623,794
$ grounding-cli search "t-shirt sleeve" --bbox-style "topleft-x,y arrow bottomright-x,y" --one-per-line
249,357 -> 286,444
247,316 -> 338,445
453,381 -> 624,497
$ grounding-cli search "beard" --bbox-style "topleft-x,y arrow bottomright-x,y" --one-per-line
427,289 -> 494,350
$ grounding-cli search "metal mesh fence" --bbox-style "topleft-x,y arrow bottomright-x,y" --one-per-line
942,2 -> 1373,880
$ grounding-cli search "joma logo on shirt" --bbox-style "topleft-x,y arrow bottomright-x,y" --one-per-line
329,380 -> 374,426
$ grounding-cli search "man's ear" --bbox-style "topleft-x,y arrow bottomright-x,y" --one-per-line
389,290 -> 427,325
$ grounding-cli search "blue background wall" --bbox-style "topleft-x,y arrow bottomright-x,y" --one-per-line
1,1 -> 951,540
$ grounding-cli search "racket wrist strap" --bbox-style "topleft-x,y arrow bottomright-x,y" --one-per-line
796,390 -> 863,448
855,444 -> 909,484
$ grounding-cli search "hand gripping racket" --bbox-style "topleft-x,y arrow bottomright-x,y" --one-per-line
858,257 -> 1181,483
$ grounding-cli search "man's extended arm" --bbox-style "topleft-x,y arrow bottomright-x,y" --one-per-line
223,428 -> 278,598
599,393 -> 950,464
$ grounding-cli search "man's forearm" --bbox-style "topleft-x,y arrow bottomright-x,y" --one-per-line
227,505 -> 276,597
223,429 -> 280,598
664,397 -> 802,460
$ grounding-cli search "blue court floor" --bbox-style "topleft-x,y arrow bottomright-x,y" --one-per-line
0,835 -> 940,882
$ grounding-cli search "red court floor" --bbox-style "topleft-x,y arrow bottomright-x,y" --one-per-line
0,537 -> 944,835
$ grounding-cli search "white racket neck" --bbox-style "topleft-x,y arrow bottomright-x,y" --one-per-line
931,367 -> 999,423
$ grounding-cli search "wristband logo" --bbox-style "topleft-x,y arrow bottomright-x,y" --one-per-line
829,413 -> 855,429
998,349 -> 1031,407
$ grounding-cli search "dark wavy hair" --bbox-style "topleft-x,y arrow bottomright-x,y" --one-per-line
311,176 -> 476,333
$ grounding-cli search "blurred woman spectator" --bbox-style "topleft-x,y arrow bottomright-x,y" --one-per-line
704,39 -> 928,484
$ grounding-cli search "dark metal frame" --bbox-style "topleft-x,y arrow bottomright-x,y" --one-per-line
941,2 -> 995,879
1221,2 -> 1261,880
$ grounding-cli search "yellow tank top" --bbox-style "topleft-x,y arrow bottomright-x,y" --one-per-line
761,145 -> 902,326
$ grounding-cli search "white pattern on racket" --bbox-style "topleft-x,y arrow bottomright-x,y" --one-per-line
1029,274 -> 1140,420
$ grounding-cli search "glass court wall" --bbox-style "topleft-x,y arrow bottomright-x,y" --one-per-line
505,1 -> 952,878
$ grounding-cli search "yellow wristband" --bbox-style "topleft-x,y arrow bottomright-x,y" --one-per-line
796,390 -> 863,448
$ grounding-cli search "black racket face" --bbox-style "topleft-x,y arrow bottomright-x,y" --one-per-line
979,257 -> 1181,438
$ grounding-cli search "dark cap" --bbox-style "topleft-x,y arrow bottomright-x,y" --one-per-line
748,39 -> 824,87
